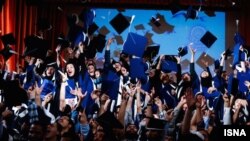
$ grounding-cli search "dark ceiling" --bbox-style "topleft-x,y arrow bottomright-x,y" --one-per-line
30,0 -> 246,11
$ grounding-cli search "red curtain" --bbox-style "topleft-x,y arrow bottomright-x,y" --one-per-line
0,0 -> 37,71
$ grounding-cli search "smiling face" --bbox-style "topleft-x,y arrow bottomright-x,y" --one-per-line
113,62 -> 121,72
88,64 -> 95,77
66,64 -> 75,77
121,66 -> 128,76
44,123 -> 59,140
46,66 -> 55,77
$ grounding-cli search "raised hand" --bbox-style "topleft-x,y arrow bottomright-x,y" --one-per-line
58,70 -> 68,83
185,87 -> 196,110
55,45 -> 61,54
189,43 -> 196,55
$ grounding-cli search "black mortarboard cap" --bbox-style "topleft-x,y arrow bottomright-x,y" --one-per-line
169,0 -> 182,15
87,22 -> 99,36
113,48 -> 122,58
129,58 -> 147,81
44,55 -> 57,68
2,80 -> 28,107
96,111 -> 124,130
224,48 -> 232,60
186,6 -> 198,20
196,52 -> 214,69
67,13 -> 79,27
204,10 -> 216,17
134,24 -> 145,31
178,46 -> 188,57
123,32 -> 147,57
91,34 -> 106,53
150,17 -> 161,27
144,32 -> 154,46
114,35 -> 124,45
0,46 -> 17,61
200,31 -> 217,48
149,13 -> 174,34
143,44 -> 160,60
146,117 -> 166,130
161,56 -> 178,73
181,59 -> 190,70
85,46 -> 97,59
110,13 -> 130,34
23,35 -> 49,60
0,33 -> 15,45
85,34 -> 104,59
56,34 -> 70,49
37,18 -> 52,31
98,26 -> 110,36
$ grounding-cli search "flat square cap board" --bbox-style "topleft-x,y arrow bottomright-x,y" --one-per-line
1,33 -> 15,45
200,31 -> 217,48
109,13 -> 130,34
122,32 -> 147,58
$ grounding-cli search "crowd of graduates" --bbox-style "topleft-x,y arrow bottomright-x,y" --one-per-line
0,28 -> 250,141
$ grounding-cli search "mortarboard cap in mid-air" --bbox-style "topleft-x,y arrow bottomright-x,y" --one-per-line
161,56 -> 178,73
87,22 -> 99,36
143,44 -> 160,60
0,46 -> 18,61
23,35 -> 50,61
2,80 -> 28,108
181,59 -> 190,71
90,34 -> 106,53
114,35 -> 124,45
150,17 -> 161,27
110,13 -> 130,34
186,6 -> 198,20
200,31 -> 217,48
134,24 -> 145,31
149,13 -> 175,34
169,0 -> 182,16
196,52 -> 214,69
122,32 -> 147,58
178,46 -> 188,57
0,33 -> 15,45
37,18 -> 52,31
129,58 -> 147,82
98,26 -> 110,36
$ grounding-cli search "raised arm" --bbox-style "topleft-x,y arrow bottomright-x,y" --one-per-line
104,38 -> 114,69
59,72 -> 68,111
181,88 -> 196,134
